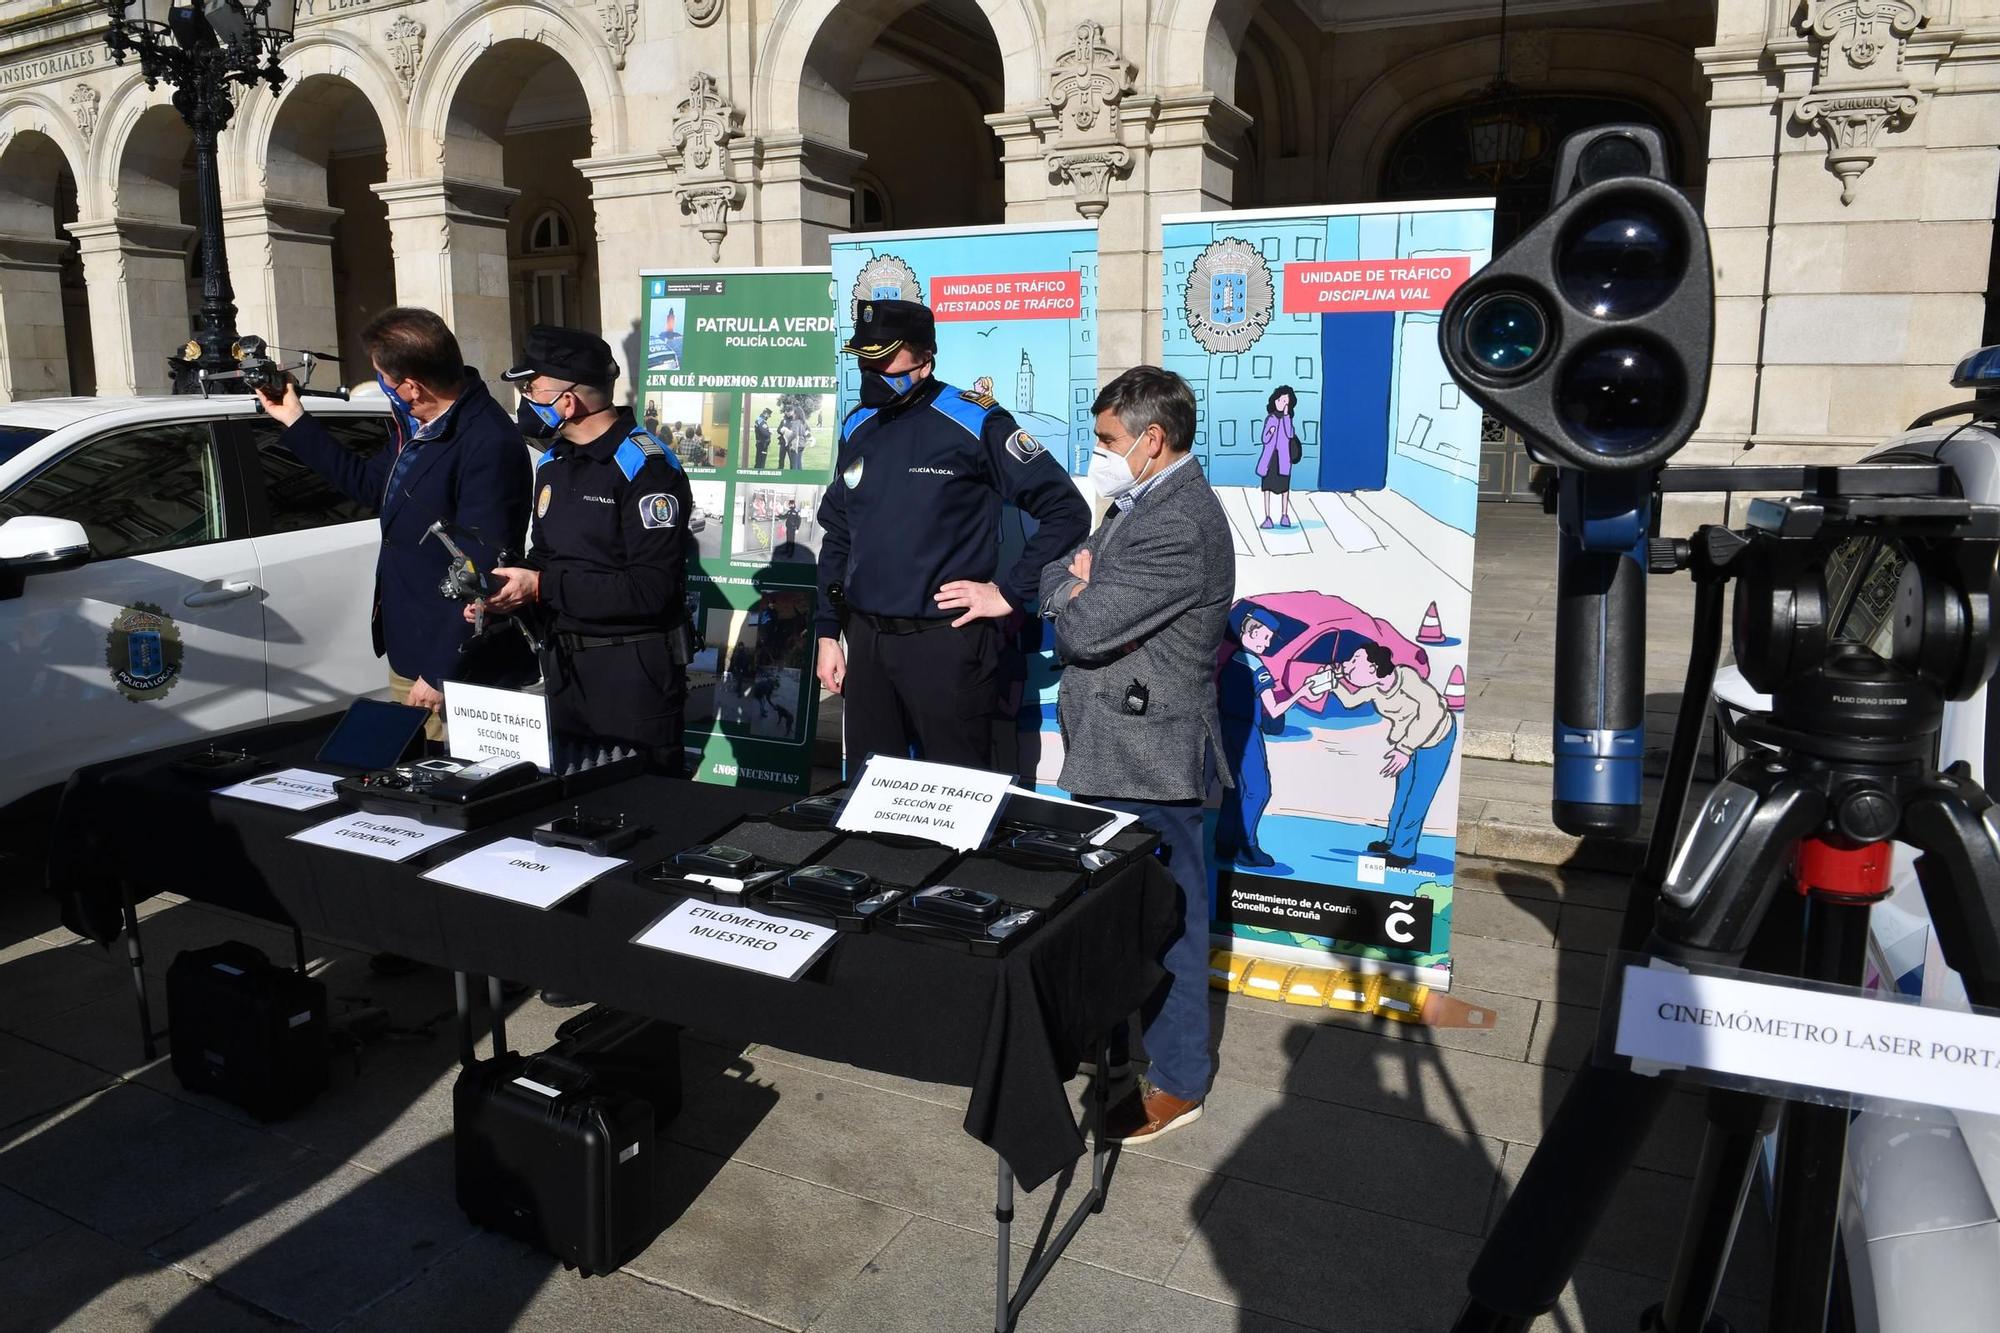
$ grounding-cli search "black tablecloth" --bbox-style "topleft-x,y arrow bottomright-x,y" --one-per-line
45,721 -> 1176,1190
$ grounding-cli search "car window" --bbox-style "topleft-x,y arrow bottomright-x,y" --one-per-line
243,415 -> 391,533
0,422 -> 222,560
0,425 -> 52,468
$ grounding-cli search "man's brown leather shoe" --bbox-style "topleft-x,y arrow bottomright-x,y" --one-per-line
1105,1082 -> 1203,1144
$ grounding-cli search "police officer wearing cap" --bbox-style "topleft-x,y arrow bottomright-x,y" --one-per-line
475,325 -> 695,775
816,299 -> 1088,771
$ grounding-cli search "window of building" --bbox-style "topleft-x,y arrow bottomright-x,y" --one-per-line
0,424 -> 221,561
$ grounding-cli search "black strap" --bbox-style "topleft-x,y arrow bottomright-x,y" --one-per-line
557,629 -> 668,652
857,612 -> 957,635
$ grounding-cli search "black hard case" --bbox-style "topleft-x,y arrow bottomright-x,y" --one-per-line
552,1005 -> 684,1123
166,940 -> 328,1121
452,1050 -> 658,1275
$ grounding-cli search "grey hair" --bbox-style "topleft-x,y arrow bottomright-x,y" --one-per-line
1092,365 -> 1197,452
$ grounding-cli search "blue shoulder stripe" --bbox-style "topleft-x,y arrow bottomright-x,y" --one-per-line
926,382 -> 990,439
613,438 -> 648,481
841,405 -> 880,443
616,427 -> 682,480
535,448 -> 557,470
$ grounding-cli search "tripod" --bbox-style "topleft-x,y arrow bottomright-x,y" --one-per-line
1454,465 -> 2000,1333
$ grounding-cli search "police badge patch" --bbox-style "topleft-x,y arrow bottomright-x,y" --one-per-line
106,603 -> 184,702
1183,237 -> 1276,355
536,483 -> 552,518
639,493 -> 680,529
841,457 -> 865,490
852,255 -> 922,306
1004,430 -> 1045,464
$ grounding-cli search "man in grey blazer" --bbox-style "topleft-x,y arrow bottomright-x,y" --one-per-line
1040,366 -> 1235,1144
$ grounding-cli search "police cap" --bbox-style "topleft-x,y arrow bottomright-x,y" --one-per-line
503,324 -> 618,388
843,299 -> 934,360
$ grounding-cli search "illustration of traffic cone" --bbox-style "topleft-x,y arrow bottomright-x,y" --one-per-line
1444,665 -> 1466,711
1417,601 -> 1447,643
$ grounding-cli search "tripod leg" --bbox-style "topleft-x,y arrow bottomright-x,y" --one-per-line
1456,767 -> 1825,1330
1767,899 -> 1872,1333
1901,765 -> 2000,1009
1654,890 -> 1803,1333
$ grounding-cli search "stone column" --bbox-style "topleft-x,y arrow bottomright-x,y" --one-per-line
1685,1 -> 1999,531
578,152 -> 680,394
222,199 -> 342,367
0,233 -> 73,401
753,134 -> 867,266
67,216 -> 195,398
371,178 -> 519,392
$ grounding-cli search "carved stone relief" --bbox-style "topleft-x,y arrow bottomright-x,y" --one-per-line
70,83 -> 99,143
1043,22 -> 1136,221
1793,0 -> 1929,204
386,14 -> 425,100
668,72 -> 745,261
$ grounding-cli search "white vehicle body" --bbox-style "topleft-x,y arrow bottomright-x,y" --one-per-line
0,393 -> 395,809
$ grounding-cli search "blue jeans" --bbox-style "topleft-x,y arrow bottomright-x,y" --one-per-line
1386,716 -> 1456,858
1086,792 -> 1214,1103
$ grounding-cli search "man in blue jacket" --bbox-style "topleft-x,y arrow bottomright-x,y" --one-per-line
256,307 -> 533,734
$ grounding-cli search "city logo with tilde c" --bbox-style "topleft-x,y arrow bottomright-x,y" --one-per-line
106,603 -> 184,703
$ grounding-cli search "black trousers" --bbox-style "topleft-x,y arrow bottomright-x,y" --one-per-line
842,616 -> 998,775
543,637 -> 687,777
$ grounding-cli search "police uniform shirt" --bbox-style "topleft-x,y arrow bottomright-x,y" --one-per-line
529,413 -> 691,636
815,377 -> 1087,634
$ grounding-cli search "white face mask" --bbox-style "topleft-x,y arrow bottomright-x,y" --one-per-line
1089,439 -> 1153,500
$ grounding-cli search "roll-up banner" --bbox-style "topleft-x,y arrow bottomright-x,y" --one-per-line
1161,200 -> 1494,987
637,268 -> 840,793
828,221 -> 1100,776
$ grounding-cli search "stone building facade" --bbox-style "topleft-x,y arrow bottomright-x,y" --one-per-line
0,0 -> 1994,507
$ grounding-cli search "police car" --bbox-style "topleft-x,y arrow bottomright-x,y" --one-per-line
0,392 -> 395,812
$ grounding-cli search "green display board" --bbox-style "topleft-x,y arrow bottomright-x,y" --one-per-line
637,268 -> 839,793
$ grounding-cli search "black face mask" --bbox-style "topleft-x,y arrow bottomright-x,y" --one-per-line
517,396 -> 564,439
859,366 -> 923,408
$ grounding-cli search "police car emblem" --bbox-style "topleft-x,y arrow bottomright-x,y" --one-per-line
106,602 -> 184,702
639,492 -> 679,529
536,483 -> 552,518
841,457 -> 865,489
1004,430 -> 1045,464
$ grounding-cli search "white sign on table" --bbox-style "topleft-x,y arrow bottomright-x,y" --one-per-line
836,755 -> 1013,851
443,682 -> 552,771
217,767 -> 340,811
289,811 -> 462,863
633,899 -> 836,981
424,836 -> 624,910
1615,960 -> 2000,1117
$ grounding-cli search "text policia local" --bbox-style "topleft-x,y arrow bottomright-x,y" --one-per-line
1656,1002 -> 2000,1070
684,905 -> 819,952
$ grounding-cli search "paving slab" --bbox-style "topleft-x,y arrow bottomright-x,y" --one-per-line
12,973 -> 169,1080
624,1148 -> 912,1330
0,1183 -> 66,1265
1290,1020 -> 1568,1148
0,1030 -> 117,1137
0,1082 -> 312,1250
0,939 -> 129,1029
1121,1074 -> 1505,1237
1220,984 -> 1542,1065
0,1224 -> 290,1331
151,1156 -> 479,1330
666,1054 -> 1220,1284
808,1215 -> 1304,1333
1165,1175 -> 1484,1331
345,1230 -> 784,1333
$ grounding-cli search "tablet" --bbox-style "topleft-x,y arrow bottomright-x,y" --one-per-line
315,699 -> 432,772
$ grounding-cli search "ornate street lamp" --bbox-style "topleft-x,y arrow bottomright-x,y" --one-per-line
104,0 -> 296,391
1460,0 -> 1542,187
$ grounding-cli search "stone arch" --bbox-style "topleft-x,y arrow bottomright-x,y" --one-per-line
408,1 -> 628,174
88,72 -> 181,217
755,0 -> 1045,138
1149,0 -> 1258,97
1330,29 -> 1706,202
0,94 -> 89,196
0,114 -> 92,399
229,32 -> 411,198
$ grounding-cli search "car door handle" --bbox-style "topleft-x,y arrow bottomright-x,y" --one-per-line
183,581 -> 261,608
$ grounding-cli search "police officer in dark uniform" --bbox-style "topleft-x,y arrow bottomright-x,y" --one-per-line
815,299 -> 1088,772
475,325 -> 694,776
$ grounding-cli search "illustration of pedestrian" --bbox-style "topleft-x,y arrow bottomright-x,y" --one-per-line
1255,385 -> 1298,528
